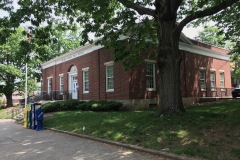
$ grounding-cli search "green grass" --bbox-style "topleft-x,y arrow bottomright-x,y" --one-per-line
0,107 -> 24,119
0,108 -> 11,119
44,100 -> 240,160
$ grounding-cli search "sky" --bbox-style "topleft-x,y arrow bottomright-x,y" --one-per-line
0,2 -> 203,40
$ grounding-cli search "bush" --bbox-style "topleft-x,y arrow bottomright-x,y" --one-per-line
42,100 -> 122,113
41,101 -> 62,113
89,100 -> 122,112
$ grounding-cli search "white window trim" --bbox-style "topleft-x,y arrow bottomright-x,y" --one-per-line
47,77 -> 52,94
146,63 -> 156,91
210,70 -> 216,91
145,59 -> 156,63
199,69 -> 206,91
83,68 -> 89,93
59,75 -> 64,94
219,71 -> 225,91
105,63 -> 114,92
82,67 -> 89,71
104,61 -> 114,66
199,67 -> 206,70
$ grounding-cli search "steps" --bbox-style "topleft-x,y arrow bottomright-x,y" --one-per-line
13,112 -> 24,124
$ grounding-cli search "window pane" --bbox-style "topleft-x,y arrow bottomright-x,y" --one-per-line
210,71 -> 215,89
107,65 -> 113,77
200,70 -> 205,80
199,70 -> 206,89
83,70 -> 89,92
210,72 -> 215,80
220,72 -> 225,88
107,77 -> 114,90
85,81 -> 89,91
106,65 -> 114,90
60,76 -> 64,93
211,82 -> 215,88
146,63 -> 155,89
48,78 -> 52,94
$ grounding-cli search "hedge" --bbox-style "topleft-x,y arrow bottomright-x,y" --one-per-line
42,100 -> 122,113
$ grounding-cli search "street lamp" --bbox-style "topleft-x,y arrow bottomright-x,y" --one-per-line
24,27 -> 31,108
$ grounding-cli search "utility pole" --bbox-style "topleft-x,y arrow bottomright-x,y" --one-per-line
25,63 -> 27,108
24,27 -> 31,108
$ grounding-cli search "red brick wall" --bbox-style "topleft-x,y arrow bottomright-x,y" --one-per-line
42,46 -> 232,100
129,63 -> 159,100
128,50 -> 231,99
42,48 -> 130,100
181,50 -> 232,97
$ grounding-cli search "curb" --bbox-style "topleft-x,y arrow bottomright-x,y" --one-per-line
45,127 -> 197,160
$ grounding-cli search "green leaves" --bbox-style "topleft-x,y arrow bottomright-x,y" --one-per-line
197,26 -> 226,48
0,64 -> 22,78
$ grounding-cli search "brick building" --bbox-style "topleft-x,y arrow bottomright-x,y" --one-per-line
42,36 -> 232,109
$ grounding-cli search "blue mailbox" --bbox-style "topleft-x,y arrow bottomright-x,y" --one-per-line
29,103 -> 43,130
36,107 -> 44,131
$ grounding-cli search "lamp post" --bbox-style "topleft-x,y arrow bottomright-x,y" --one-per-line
24,63 -> 27,108
24,27 -> 31,108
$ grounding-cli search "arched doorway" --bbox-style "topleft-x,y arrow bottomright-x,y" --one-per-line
68,65 -> 78,99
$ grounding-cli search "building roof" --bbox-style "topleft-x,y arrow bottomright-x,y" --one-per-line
42,34 -> 230,69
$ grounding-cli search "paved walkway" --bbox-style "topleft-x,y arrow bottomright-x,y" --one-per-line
0,119 -> 165,160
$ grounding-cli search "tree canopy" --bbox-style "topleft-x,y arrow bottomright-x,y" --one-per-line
0,27 -> 27,107
1,0 -> 239,113
0,18 -> 81,107
197,26 -> 226,47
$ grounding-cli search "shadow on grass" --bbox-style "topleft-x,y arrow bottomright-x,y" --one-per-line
44,100 -> 240,159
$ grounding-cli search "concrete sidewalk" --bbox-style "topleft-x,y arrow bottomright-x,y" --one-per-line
0,119 -> 165,160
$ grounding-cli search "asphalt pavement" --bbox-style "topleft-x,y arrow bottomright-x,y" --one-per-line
0,119 -> 165,160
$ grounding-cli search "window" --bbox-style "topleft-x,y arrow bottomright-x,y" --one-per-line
59,75 -> 64,94
210,70 -> 216,90
105,63 -> 114,91
47,77 -> 52,94
82,68 -> 89,93
146,63 -> 156,91
73,76 -> 78,81
220,71 -> 225,89
199,69 -> 206,90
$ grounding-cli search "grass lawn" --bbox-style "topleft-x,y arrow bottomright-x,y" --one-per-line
44,100 -> 240,160
0,107 -> 11,119
0,107 -> 24,119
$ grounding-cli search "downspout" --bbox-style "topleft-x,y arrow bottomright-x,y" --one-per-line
98,49 -> 101,100
183,52 -> 187,97
54,60 -> 57,100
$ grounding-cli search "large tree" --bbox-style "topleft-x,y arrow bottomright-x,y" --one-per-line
0,27 -> 27,107
0,18 -> 81,107
2,0 -> 239,114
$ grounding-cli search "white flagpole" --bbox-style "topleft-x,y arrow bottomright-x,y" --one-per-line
25,63 -> 28,108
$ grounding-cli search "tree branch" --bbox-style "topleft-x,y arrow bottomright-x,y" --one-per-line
117,0 -> 155,16
175,0 -> 239,34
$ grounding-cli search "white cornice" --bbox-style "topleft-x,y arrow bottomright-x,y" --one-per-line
42,44 -> 103,69
42,40 -> 230,70
179,42 -> 230,61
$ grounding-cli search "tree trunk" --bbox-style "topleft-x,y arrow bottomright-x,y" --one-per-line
6,93 -> 13,107
156,20 -> 185,114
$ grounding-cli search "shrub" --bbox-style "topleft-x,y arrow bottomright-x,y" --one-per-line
89,100 -> 122,112
42,100 -> 122,113
41,101 -> 62,113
